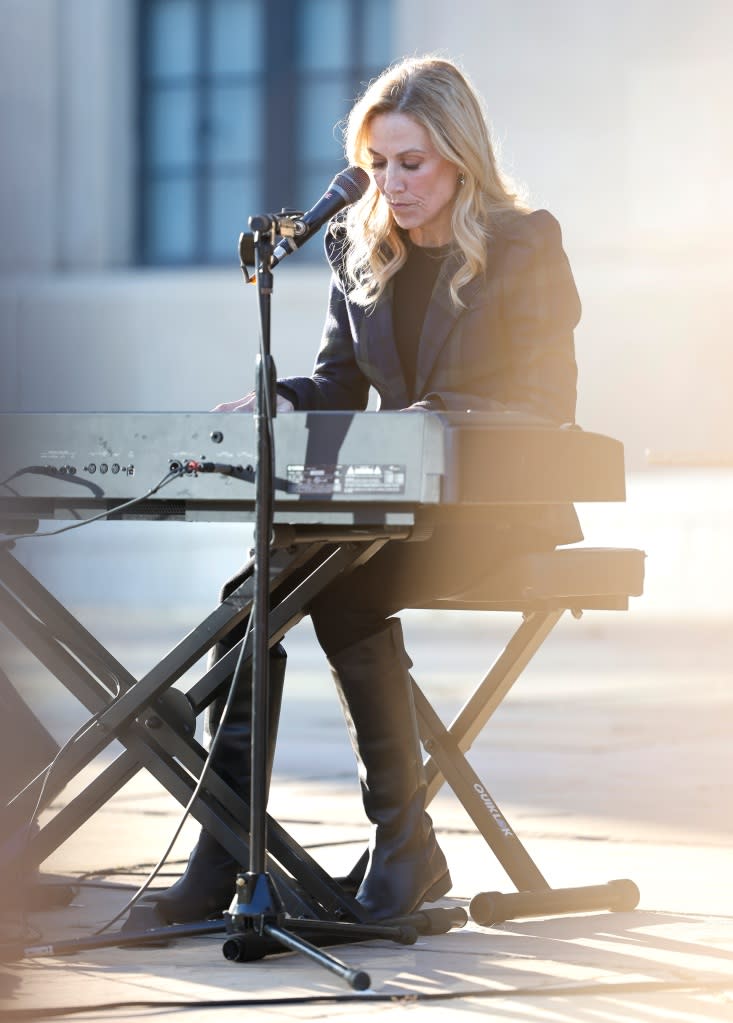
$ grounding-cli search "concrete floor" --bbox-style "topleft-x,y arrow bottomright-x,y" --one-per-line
1,606 -> 732,1021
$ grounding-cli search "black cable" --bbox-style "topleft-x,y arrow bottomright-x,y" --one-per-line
0,467 -> 183,546
1,976 -> 731,1019
0,466 -> 104,498
0,463 -> 209,946
0,473 -> 188,938
78,864 -> 187,880
1,460 -> 264,944
4,700 -> 126,945
30,879 -> 141,891
91,611 -> 256,935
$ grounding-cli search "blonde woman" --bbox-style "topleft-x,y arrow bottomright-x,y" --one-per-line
153,55 -> 582,923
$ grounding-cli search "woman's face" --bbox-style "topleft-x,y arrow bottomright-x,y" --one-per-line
366,111 -> 460,248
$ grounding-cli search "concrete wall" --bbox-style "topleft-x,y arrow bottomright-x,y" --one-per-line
1,0 -> 59,274
0,0 -> 134,273
1,1 -> 732,468
0,266 -> 329,413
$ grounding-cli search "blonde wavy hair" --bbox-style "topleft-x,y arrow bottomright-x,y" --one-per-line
342,56 -> 527,309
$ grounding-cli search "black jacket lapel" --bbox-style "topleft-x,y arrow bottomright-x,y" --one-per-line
361,278 -> 411,408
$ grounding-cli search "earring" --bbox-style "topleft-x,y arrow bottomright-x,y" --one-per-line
458,172 -> 466,186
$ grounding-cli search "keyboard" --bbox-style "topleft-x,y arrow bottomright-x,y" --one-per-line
0,411 -> 626,527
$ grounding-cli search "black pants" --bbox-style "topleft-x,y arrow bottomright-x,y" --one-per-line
308,522 -> 555,657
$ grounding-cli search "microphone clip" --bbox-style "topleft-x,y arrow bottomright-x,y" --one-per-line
276,208 -> 307,238
238,209 -> 305,283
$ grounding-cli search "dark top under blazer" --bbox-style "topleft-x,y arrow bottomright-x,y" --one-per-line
278,209 -> 583,544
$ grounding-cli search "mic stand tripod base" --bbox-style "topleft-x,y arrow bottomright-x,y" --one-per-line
222,874 -> 466,988
224,870 -> 371,990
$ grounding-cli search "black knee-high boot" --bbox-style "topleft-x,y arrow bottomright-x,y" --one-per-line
327,618 -> 451,920
147,644 -> 286,923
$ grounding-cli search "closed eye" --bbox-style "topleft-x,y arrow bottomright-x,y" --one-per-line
370,161 -> 422,172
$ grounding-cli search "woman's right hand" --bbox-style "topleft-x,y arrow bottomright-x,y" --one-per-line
212,392 -> 294,413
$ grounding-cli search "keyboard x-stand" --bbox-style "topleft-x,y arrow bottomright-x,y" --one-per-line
0,407 -> 641,981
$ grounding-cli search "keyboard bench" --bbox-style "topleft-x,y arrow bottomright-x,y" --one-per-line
409,546 -> 646,925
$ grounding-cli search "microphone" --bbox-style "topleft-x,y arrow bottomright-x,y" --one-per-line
270,166 -> 370,267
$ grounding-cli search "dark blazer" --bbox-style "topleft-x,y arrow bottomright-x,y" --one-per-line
278,209 -> 583,545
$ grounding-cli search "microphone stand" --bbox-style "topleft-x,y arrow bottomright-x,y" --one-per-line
0,212 -> 466,975
224,215 -> 427,991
